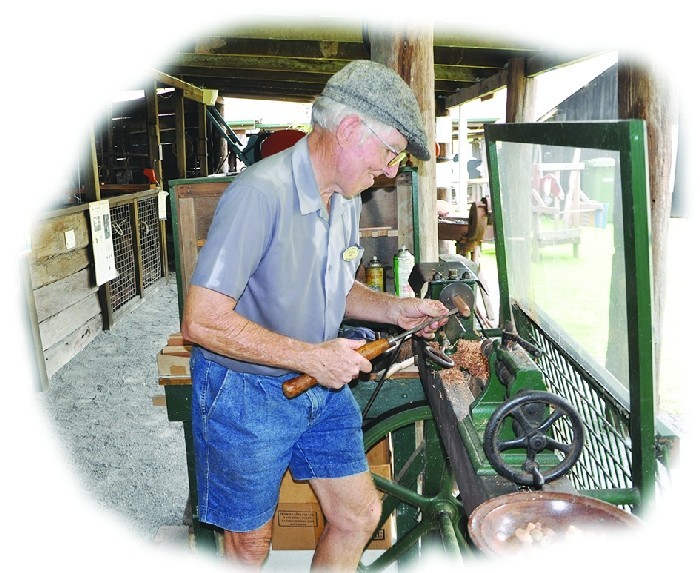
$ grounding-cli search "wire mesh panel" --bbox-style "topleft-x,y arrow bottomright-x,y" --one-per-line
137,196 -> 163,290
511,305 -> 673,511
108,203 -> 138,312
515,309 -> 634,495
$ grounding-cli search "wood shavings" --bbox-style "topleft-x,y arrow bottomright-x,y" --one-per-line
428,339 -> 489,397
450,339 -> 490,380
513,521 -> 557,545
509,522 -> 596,552
438,366 -> 469,385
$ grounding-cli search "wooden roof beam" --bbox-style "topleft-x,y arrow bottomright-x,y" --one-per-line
444,51 -> 603,108
445,69 -> 508,108
152,69 -> 218,105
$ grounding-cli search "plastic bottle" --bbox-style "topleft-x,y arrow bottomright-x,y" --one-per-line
393,245 -> 415,298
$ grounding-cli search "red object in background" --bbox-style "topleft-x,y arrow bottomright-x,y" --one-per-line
260,129 -> 306,158
143,168 -> 158,184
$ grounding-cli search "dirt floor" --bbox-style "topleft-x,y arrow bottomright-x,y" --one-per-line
37,278 -> 193,553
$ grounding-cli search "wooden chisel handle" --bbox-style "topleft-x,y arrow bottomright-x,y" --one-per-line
282,338 -> 392,399
451,294 -> 471,317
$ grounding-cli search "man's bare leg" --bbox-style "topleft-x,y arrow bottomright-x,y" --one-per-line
222,519 -> 273,570
310,472 -> 382,572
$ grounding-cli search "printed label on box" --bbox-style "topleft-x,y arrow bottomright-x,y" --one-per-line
277,509 -> 319,528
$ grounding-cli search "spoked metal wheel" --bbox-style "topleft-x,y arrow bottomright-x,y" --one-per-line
360,403 -> 470,572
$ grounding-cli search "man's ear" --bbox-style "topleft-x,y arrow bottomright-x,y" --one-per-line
336,115 -> 363,150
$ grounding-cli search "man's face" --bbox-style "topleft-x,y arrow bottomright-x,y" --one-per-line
336,118 -> 408,197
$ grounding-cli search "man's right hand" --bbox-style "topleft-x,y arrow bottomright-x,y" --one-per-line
303,337 -> 373,390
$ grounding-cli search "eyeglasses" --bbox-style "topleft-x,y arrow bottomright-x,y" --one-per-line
361,120 -> 407,168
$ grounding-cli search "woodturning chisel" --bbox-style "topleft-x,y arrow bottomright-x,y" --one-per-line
282,308 -> 459,399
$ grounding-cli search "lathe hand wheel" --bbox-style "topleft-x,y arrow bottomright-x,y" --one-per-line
482,390 -> 585,487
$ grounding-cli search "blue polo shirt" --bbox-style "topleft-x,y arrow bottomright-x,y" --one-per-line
190,136 -> 364,376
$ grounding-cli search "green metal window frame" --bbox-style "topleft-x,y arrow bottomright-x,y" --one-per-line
484,120 -> 659,509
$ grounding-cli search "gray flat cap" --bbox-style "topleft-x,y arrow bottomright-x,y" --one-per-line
321,60 -> 430,161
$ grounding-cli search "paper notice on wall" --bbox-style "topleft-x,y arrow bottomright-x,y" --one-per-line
158,191 -> 169,220
89,200 -> 118,285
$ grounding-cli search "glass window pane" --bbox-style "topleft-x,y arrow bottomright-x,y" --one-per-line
495,141 -> 628,389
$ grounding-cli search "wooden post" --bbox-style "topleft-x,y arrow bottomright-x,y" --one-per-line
367,24 -> 438,264
618,58 -> 679,389
174,89 -> 187,179
458,106 -> 469,212
502,57 -> 537,299
505,58 -> 536,123
105,102 -> 114,185
131,198 -> 144,296
215,99 -> 228,174
84,124 -> 101,202
198,104 -> 209,176
145,81 -> 163,184
83,122 -> 112,331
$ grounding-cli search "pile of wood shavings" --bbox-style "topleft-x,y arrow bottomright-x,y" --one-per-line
450,339 -> 490,379
438,363 -> 468,385
508,522 -> 596,553
429,339 -> 489,396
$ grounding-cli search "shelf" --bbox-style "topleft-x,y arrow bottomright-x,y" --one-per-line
360,227 -> 398,238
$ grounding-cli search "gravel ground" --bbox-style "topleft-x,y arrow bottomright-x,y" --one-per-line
37,278 -> 192,547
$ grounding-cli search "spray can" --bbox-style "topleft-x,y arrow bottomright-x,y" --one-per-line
393,245 -> 415,298
365,256 -> 385,292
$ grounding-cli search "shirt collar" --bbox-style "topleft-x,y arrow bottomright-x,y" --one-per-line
292,136 -> 323,216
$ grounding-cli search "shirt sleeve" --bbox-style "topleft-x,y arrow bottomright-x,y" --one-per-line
190,180 -> 275,301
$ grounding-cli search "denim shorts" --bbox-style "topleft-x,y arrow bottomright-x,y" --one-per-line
190,346 -> 369,532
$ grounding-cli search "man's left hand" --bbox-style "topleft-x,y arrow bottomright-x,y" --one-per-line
396,298 -> 451,339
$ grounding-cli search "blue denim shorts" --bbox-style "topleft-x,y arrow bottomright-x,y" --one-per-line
190,346 -> 369,532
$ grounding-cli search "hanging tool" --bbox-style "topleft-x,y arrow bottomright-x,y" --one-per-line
206,105 -> 252,167
282,308 -> 459,399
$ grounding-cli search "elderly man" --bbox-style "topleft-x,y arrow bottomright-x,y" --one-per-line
182,60 -> 449,571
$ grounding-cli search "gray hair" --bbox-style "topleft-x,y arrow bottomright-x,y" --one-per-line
311,95 -> 391,140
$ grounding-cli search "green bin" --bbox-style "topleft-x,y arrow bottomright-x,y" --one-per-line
583,157 -> 616,218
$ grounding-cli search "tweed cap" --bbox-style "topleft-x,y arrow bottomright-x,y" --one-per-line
321,60 -> 430,161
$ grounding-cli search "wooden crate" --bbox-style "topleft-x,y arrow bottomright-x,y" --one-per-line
168,177 -> 233,316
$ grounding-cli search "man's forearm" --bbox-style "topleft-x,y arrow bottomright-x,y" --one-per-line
182,285 -> 316,372
344,281 -> 400,325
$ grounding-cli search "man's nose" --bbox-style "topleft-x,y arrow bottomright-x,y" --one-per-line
382,163 -> 400,177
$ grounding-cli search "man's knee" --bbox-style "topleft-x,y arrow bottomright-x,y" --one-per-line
361,493 -> 383,533
312,473 -> 384,538
223,523 -> 273,566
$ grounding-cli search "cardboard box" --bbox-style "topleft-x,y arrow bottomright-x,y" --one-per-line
166,332 -> 192,347
272,471 -> 325,550
157,333 -> 192,377
157,348 -> 191,377
366,463 -> 393,550
272,464 -> 394,551
366,437 -> 391,466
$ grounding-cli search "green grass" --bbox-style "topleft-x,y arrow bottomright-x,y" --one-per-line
480,224 -> 618,367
